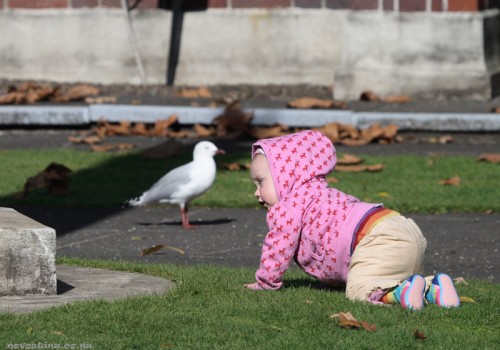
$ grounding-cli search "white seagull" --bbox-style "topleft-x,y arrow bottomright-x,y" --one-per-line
127,141 -> 225,228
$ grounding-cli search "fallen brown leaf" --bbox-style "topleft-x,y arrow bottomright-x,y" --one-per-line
194,123 -> 215,137
0,91 -> 26,104
214,101 -> 253,138
383,95 -> 411,103
151,115 -> 178,137
360,90 -> 381,102
90,144 -> 117,152
330,312 -> 376,332
249,124 -> 290,139
223,162 -> 243,171
130,123 -> 149,136
140,244 -> 185,256
287,97 -> 346,109
26,85 -> 58,104
84,95 -> 117,104
454,277 -> 468,285
459,296 -> 476,303
438,176 -> 461,186
490,106 -> 500,113
414,329 -> 426,340
68,135 -> 102,145
327,177 -> 339,184
175,86 -> 212,98
476,153 -> 500,164
335,164 -> 384,172
337,153 -> 363,165
51,84 -> 100,102
140,244 -> 166,256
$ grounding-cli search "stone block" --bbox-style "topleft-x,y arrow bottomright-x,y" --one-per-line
0,208 -> 56,296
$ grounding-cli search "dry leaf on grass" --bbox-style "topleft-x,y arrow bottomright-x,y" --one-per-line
438,176 -> 461,186
454,277 -> 468,285
22,163 -> 73,198
90,143 -> 134,152
223,162 -> 250,171
335,164 -> 384,173
459,296 -> 476,303
287,97 -> 346,109
414,329 -> 426,340
330,312 -> 376,332
327,177 -> 339,184
476,153 -> 500,164
337,154 -> 363,165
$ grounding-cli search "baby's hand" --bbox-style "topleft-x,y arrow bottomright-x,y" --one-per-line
244,283 -> 263,290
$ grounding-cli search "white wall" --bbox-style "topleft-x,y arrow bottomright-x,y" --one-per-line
0,8 -> 498,100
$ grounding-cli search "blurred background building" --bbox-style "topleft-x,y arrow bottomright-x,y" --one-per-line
0,0 -> 498,100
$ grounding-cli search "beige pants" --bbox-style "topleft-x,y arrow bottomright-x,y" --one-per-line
346,215 -> 428,302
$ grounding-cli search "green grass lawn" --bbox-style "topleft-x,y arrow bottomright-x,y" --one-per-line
0,149 -> 498,348
0,148 -> 498,213
0,258 -> 498,349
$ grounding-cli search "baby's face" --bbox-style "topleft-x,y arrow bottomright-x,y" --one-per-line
250,154 -> 278,209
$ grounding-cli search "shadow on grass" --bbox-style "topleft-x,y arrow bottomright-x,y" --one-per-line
283,277 -> 345,292
1,137 -> 250,237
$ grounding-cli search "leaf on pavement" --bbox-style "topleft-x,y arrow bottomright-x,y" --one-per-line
140,244 -> 166,256
175,86 -> 212,98
476,153 -> 500,164
330,312 -> 376,332
438,176 -> 461,186
287,97 -> 346,109
140,244 -> 185,256
51,84 -> 100,102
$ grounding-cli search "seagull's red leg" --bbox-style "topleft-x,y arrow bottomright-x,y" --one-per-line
181,206 -> 198,229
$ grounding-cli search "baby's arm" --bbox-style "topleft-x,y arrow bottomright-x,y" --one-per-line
245,205 -> 301,290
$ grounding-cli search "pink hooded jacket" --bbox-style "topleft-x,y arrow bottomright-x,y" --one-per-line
251,130 -> 380,290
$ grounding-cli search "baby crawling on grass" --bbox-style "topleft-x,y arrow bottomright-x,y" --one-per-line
244,130 -> 460,310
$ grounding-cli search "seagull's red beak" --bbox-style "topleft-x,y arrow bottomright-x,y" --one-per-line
216,149 -> 225,155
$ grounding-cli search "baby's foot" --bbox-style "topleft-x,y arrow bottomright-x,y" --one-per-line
426,273 -> 460,308
394,274 -> 426,311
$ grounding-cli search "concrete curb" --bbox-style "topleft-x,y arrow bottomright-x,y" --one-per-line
1,104 -> 499,131
0,265 -> 174,314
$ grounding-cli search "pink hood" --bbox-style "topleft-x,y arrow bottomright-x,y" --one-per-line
251,130 -> 379,290
253,130 -> 336,201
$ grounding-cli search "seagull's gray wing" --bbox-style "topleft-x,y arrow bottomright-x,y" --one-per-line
141,162 -> 194,203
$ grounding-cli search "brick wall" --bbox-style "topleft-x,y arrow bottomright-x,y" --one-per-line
0,0 -> 497,11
